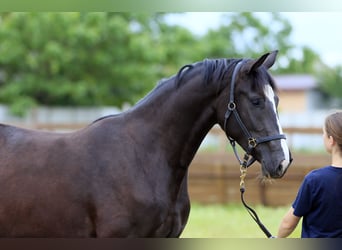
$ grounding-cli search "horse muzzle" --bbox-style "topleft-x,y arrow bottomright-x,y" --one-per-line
262,150 -> 293,178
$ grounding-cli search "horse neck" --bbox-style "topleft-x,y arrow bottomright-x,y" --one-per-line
130,75 -> 217,168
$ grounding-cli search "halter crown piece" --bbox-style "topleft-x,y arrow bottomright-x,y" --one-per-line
223,60 -> 285,238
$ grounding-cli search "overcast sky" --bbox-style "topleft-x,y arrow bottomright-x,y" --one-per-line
165,12 -> 342,67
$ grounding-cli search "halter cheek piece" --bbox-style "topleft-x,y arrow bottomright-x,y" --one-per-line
223,60 -> 286,168
223,60 -> 286,238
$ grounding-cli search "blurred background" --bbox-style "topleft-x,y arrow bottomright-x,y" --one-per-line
0,12 -> 340,237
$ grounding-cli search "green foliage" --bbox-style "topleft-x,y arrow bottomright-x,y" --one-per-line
0,12 -> 330,115
210,13 -> 325,74
0,13 -> 163,114
317,65 -> 342,103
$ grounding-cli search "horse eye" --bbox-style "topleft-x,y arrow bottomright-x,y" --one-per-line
251,98 -> 263,106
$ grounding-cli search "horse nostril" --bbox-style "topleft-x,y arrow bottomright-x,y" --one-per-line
278,164 -> 284,174
276,159 -> 290,178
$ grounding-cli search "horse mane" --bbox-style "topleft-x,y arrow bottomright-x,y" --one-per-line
93,57 -> 278,124
175,59 -> 238,89
175,58 -> 278,95
91,114 -> 119,124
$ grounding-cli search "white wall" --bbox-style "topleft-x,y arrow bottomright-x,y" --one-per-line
0,105 -> 121,125
0,105 -> 333,151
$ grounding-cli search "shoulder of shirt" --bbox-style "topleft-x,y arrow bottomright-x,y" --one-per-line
305,166 -> 331,179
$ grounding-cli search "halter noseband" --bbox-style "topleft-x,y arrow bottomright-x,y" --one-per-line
223,60 -> 286,168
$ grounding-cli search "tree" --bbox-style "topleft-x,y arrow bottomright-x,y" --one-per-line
0,13 -> 164,115
201,12 -> 324,74
0,12 -> 333,115
190,13 -> 292,65
316,65 -> 342,106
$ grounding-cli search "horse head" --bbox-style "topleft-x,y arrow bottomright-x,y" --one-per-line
217,51 -> 292,178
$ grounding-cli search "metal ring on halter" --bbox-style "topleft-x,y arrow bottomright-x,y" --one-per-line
228,102 -> 236,111
248,137 -> 258,148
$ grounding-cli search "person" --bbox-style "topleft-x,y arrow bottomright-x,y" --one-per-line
277,111 -> 342,238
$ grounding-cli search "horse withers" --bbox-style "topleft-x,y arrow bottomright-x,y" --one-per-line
0,51 -> 291,237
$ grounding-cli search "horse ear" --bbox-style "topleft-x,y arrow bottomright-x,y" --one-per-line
247,50 -> 278,73
262,50 -> 278,69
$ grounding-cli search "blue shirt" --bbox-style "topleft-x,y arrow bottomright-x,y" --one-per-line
292,166 -> 342,238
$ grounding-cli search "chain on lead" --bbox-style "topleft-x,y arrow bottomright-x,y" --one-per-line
239,153 -> 250,192
240,165 -> 247,192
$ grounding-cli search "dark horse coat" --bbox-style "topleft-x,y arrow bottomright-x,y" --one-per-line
0,51 -> 291,237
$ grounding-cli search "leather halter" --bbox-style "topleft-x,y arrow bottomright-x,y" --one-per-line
223,60 -> 286,238
223,60 -> 286,168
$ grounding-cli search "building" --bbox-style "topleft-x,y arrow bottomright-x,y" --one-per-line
274,74 -> 319,113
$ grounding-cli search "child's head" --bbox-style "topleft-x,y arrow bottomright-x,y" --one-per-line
324,111 -> 342,154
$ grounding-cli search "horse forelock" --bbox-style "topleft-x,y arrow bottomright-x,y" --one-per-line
164,58 -> 278,99
250,67 -> 278,98
175,58 -> 239,90
203,59 -> 235,85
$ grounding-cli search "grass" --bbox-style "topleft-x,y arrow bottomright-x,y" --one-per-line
181,203 -> 302,238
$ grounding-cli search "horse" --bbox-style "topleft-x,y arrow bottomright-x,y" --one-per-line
0,51 -> 291,237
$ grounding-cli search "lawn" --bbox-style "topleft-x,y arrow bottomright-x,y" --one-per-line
181,203 -> 301,238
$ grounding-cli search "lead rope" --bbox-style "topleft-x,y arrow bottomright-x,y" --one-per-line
239,153 -> 275,238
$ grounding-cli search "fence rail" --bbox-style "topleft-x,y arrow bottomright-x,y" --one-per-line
193,126 -> 326,206
7,122 -> 323,134
188,152 -> 329,206
12,122 -> 322,151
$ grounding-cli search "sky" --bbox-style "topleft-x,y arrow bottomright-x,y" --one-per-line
165,12 -> 342,67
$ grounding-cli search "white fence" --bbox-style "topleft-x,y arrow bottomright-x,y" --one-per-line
0,105 -> 331,151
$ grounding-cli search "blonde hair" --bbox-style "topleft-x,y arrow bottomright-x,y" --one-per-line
325,111 -> 342,153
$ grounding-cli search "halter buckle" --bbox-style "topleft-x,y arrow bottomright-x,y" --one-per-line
248,137 -> 257,148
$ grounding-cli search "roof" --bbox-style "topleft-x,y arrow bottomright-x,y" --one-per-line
273,74 -> 318,91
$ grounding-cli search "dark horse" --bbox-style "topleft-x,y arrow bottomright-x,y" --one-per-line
0,51 -> 291,237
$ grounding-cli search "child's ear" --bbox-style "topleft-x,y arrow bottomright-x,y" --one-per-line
329,135 -> 336,146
